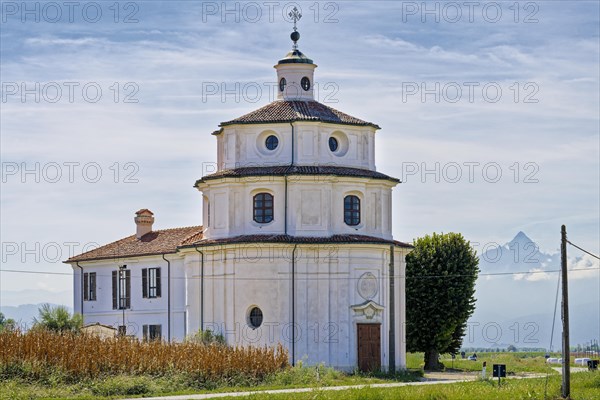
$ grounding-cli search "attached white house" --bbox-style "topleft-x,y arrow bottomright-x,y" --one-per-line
66,25 -> 411,371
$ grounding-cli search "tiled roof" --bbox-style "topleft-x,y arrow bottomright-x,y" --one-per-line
195,166 -> 400,186
68,229 -> 411,263
66,226 -> 203,263
219,100 -> 380,129
181,234 -> 412,248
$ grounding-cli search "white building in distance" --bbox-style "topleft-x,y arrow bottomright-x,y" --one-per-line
67,23 -> 411,372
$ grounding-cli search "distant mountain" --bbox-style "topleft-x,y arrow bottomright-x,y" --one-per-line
479,231 -> 560,274
466,231 -> 599,349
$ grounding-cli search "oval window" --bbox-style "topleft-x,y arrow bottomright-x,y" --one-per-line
248,306 -> 263,328
265,135 -> 279,151
329,137 -> 339,152
279,78 -> 287,92
301,77 -> 311,91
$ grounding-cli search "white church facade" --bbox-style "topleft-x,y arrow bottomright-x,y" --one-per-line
67,21 -> 411,371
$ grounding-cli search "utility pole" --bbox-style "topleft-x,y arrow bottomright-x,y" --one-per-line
561,225 -> 570,399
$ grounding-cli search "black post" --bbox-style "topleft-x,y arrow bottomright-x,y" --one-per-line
561,225 -> 570,399
389,245 -> 396,373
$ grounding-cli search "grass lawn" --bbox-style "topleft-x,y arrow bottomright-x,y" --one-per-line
235,372 -> 600,399
408,351 -> 559,374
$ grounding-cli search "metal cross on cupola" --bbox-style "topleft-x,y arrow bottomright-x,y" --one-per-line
289,6 -> 302,50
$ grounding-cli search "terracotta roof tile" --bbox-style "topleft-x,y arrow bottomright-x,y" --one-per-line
66,226 -> 203,263
67,229 -> 410,263
181,234 -> 412,248
195,166 -> 399,186
136,209 -> 154,215
219,100 -> 380,129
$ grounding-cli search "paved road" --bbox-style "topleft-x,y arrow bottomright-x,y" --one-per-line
552,367 -> 589,374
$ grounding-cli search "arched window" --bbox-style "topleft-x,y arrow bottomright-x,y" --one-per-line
253,193 -> 274,223
344,195 -> 360,226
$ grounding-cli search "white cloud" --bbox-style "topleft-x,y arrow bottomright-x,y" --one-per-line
569,254 -> 600,281
524,268 -> 554,282
25,37 -> 107,46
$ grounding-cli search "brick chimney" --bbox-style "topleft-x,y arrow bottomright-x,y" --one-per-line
134,209 -> 154,239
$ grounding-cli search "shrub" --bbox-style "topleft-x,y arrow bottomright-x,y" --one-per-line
90,376 -> 153,396
187,329 -> 226,345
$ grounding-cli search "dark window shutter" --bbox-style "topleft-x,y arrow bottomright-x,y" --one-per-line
83,273 -> 89,301
90,273 -> 96,301
112,271 -> 118,309
142,268 -> 148,298
143,325 -> 148,341
157,325 -> 162,340
125,270 -> 131,309
156,268 -> 161,298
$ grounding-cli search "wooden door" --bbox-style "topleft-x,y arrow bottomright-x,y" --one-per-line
357,324 -> 381,372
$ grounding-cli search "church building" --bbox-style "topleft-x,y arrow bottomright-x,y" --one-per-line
66,18 -> 411,371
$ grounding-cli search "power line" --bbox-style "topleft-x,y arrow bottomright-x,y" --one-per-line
0,266 -> 598,280
566,240 -> 600,260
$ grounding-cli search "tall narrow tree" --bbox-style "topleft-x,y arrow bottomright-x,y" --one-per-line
406,232 -> 479,370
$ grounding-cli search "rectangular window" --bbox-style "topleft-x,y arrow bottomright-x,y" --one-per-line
83,272 -> 96,301
344,195 -> 361,226
112,268 -> 130,310
142,268 -> 161,298
118,325 -> 127,336
142,324 -> 162,341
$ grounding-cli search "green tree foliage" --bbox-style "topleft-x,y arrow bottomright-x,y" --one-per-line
32,304 -> 83,333
406,232 -> 479,370
187,329 -> 226,345
0,312 -> 16,332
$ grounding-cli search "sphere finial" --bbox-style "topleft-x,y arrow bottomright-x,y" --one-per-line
291,31 -> 300,43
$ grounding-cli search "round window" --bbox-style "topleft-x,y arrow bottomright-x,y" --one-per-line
279,78 -> 287,92
265,135 -> 279,150
248,307 -> 263,329
329,137 -> 339,152
301,77 -> 311,91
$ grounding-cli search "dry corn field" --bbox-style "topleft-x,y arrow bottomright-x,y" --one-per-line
0,330 -> 289,381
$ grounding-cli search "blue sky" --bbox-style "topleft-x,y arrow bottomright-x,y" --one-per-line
1,1 -> 599,305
